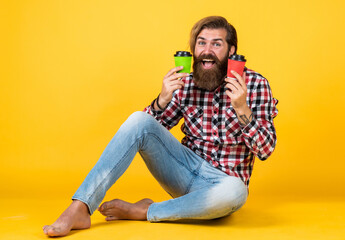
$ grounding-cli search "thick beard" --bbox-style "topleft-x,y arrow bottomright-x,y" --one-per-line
193,54 -> 228,91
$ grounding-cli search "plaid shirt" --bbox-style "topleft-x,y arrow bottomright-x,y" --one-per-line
144,68 -> 278,187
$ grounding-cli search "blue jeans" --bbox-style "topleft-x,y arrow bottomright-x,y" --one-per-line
72,112 -> 248,222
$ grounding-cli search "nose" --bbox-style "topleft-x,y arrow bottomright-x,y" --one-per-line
203,43 -> 213,55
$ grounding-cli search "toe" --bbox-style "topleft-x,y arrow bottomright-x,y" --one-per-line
42,225 -> 48,234
105,216 -> 118,221
43,226 -> 56,236
101,208 -> 114,217
99,202 -> 107,212
47,227 -> 63,237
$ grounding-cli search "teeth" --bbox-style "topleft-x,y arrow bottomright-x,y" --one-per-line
203,59 -> 214,62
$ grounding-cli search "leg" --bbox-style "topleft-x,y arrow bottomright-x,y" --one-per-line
73,111 -> 203,213
99,112 -> 218,220
99,144 -> 248,222
147,167 -> 248,222
99,164 -> 248,222
43,112 -> 199,236
139,139 -> 248,221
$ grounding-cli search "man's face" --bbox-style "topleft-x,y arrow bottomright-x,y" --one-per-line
193,28 -> 232,91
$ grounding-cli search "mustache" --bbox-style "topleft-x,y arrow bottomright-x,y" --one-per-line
194,54 -> 221,65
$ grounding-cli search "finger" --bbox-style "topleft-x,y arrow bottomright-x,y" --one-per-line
242,71 -> 246,84
225,89 -> 234,99
166,72 -> 189,82
224,77 -> 237,83
225,82 -> 239,92
169,79 -> 186,86
168,84 -> 185,92
226,78 -> 243,91
231,70 -> 247,87
173,72 -> 189,80
165,79 -> 185,89
230,70 -> 245,87
163,82 -> 184,93
164,66 -> 184,78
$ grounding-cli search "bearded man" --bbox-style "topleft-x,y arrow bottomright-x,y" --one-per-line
43,16 -> 278,237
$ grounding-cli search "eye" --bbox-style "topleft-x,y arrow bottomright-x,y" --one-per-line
213,42 -> 221,47
197,41 -> 206,46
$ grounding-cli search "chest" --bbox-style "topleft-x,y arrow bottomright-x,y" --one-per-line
180,90 -> 244,144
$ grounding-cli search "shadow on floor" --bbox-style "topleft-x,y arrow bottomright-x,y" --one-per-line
89,206 -> 279,230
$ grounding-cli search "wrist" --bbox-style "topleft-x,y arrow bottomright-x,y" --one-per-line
234,105 -> 253,127
156,94 -> 168,111
234,104 -> 251,116
158,94 -> 169,107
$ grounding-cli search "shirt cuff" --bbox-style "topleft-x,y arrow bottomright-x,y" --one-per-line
241,118 -> 259,138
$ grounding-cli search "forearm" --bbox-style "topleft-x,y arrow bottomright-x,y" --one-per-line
233,104 -> 276,160
241,117 -> 277,160
234,105 -> 253,127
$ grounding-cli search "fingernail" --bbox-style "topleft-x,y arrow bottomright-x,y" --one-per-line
231,70 -> 235,73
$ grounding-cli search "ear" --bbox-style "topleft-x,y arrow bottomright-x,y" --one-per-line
229,46 -> 235,56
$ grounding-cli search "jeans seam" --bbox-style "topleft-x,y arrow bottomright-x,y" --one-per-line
142,131 -> 209,196
184,160 -> 204,195
149,130 -> 221,189
144,132 -> 199,174
199,162 -> 228,185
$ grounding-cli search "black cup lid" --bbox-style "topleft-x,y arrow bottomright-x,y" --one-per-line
174,51 -> 192,57
229,54 -> 246,61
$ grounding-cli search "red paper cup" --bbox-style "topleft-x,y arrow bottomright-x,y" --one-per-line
227,55 -> 246,78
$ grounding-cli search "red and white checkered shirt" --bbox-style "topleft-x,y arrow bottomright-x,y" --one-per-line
144,68 -> 278,187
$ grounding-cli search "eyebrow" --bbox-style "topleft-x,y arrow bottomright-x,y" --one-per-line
197,36 -> 224,42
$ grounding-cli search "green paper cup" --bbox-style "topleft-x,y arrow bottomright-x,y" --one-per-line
174,51 -> 192,73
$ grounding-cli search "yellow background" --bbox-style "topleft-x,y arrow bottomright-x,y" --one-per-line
1,0 -> 345,203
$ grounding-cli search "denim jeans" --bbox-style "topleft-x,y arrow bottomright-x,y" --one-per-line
72,111 -> 248,222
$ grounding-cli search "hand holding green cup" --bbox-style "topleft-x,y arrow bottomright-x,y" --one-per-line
174,51 -> 192,73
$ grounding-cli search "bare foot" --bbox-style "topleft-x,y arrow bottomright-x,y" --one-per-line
43,200 -> 91,237
98,198 -> 153,221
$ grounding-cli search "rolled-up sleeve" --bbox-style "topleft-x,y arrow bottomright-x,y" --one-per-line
241,78 -> 278,160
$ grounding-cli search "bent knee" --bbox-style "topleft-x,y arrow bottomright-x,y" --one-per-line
205,177 -> 248,217
122,111 -> 161,135
125,111 -> 155,127
127,111 -> 151,122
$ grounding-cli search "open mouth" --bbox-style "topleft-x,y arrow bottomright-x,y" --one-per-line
201,59 -> 216,69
